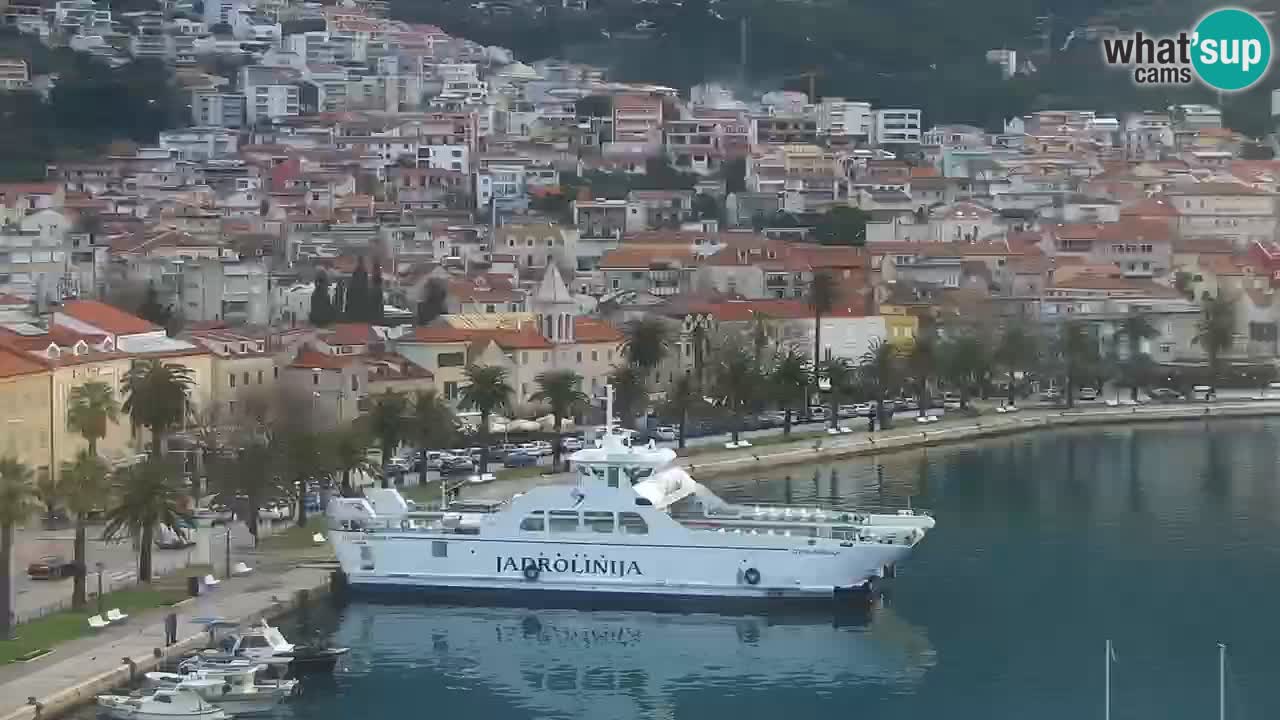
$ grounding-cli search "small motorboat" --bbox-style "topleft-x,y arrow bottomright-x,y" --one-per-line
143,665 -> 295,716
202,619 -> 348,674
97,688 -> 227,720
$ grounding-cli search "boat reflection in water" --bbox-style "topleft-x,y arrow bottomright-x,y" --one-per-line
294,601 -> 935,719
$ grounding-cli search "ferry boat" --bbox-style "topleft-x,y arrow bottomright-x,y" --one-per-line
326,392 -> 935,605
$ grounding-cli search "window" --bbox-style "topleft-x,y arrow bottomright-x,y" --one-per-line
229,373 -> 236,388
584,511 -> 614,533
444,381 -> 458,400
576,351 -> 582,362
521,382 -> 528,397
438,352 -> 465,367
351,374 -> 359,392
257,370 -> 263,384
313,374 -> 319,385
273,367 -> 279,379
243,372 -> 250,386
591,350 -> 598,361
619,512 -> 648,535
549,510 -> 580,532
611,279 -> 620,290
359,545 -> 374,570
228,401 -> 236,415
520,513 -> 545,531
542,352 -> 549,362
432,541 -> 448,557
520,351 -> 528,364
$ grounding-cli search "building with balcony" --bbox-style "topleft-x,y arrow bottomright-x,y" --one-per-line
818,98 -> 872,141
873,108 -> 922,146
192,90 -> 246,129
598,245 -> 698,298
178,258 -> 271,326
612,93 -> 664,146
0,58 -> 30,91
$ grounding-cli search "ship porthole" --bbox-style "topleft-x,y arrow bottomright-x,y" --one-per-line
523,564 -> 541,581
743,568 -> 761,585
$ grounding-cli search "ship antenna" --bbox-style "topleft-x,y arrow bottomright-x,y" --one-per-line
605,384 -> 615,436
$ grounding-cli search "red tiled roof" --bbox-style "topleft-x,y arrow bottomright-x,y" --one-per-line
0,343 -> 48,378
406,324 -> 475,343
1166,182 -> 1271,196
1174,237 -> 1234,254
59,300 -> 161,336
599,246 -> 698,269
325,323 -> 373,346
290,346 -> 353,370
0,292 -> 27,306
1121,197 -> 1178,218
573,318 -> 623,343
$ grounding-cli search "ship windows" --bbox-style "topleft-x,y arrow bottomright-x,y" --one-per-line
607,467 -> 619,487
619,512 -> 648,535
584,511 -> 615,533
520,513 -> 545,532
359,545 -> 375,571
432,541 -> 448,558
549,510 -> 580,533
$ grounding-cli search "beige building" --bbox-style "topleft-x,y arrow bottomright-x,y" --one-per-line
0,345 -> 53,474
1165,183 -> 1278,249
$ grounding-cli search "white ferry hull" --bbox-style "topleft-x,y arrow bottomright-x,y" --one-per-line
331,531 -> 913,603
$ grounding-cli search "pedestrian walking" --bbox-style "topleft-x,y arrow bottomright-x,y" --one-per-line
164,611 -> 178,647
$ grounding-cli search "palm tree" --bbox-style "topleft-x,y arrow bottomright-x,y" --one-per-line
710,340 -> 759,444
530,370 -> 588,471
208,443 -> 285,546
622,316 -> 671,374
608,365 -> 647,430
1117,311 -> 1159,401
35,468 -> 59,520
749,311 -> 772,365
458,364 -> 513,474
690,323 -> 709,388
662,374 -> 699,450
939,335 -> 986,409
102,460 -> 181,582
121,360 -> 194,458
1052,320 -> 1099,409
67,381 -> 119,455
1196,293 -> 1236,390
906,333 -> 937,418
0,457 -> 38,638
409,389 -> 455,478
59,450 -> 110,609
821,358 -> 857,430
859,337 -> 904,425
367,390 -> 408,488
807,271 -> 838,412
995,320 -> 1039,405
331,428 -> 374,497
770,347 -> 811,436
279,429 -> 329,526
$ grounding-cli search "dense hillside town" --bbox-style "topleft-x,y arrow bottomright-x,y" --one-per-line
0,0 -> 1277,480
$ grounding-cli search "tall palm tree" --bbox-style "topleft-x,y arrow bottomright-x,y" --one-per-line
331,428 -> 374,497
458,364 -> 513,474
608,365 -> 647,431
622,316 -> 671,374
121,360 -> 194,458
821,357 -> 858,430
409,389 -> 455,477
67,381 -> 119,455
995,320 -> 1039,405
690,323 -> 709,388
859,337 -> 904,425
1196,293 -> 1236,390
0,457 -> 38,638
367,390 -> 408,488
662,373 -> 699,450
208,443 -> 285,546
710,340 -> 759,444
749,311 -> 773,365
807,271 -> 838,412
939,334 -> 986,409
1052,320 -> 1099,409
59,450 -> 110,609
770,347 -> 811,436
906,332 -> 937,418
530,370 -> 588,471
1117,311 -> 1159,401
279,429 -> 329,526
102,460 -> 181,582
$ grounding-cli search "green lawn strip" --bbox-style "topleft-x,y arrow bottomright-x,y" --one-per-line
256,517 -> 332,553
0,578 -> 197,665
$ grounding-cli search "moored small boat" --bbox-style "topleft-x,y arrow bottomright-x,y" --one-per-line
97,688 -> 227,720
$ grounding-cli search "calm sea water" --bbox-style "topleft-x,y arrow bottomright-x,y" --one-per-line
256,420 -> 1280,719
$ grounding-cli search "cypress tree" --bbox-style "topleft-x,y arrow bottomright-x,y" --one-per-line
347,258 -> 369,322
333,277 -> 347,320
310,270 -> 335,326
370,262 -> 386,325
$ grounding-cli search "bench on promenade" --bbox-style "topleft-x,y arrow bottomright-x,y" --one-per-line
87,615 -> 109,630
231,562 -> 253,577
105,608 -> 129,624
202,574 -> 221,589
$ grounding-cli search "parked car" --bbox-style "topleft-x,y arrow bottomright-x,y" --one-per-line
1078,387 -> 1099,401
837,404 -> 859,419
561,436 -> 584,451
1039,388 -> 1063,402
942,392 -> 962,409
1147,387 -> 1183,403
27,555 -> 76,580
653,426 -> 680,441
503,451 -> 538,468
441,455 -> 476,473
808,406 -> 828,421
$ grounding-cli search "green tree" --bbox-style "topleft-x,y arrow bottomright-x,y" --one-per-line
530,370 -> 589,471
710,339 -> 759,444
622,316 -> 671,374
417,278 -> 448,325
409,389 -> 455,473
723,156 -> 746,195
458,365 -> 513,474
821,357 -> 858,431
345,258 -> 369,321
368,390 -> 408,488
749,311 -> 773,366
661,373 -> 699,450
67,380 -> 119,455
608,365 -> 647,430
35,468 -> 59,519
939,334 -> 987,409
121,360 -> 194,459
994,320 -> 1039,405
310,270 -> 336,327
807,271 -> 838,413
690,323 -> 709,389
331,428 -> 373,497
906,333 -> 937,418
1117,311 -> 1159,401
859,337 -> 905,424
137,281 -> 171,327
1196,293 -> 1236,389
208,443 -> 285,546
1051,320 -> 1099,409
815,206 -> 870,246
58,450 -> 110,608
0,457 -> 37,638
102,460 -> 181,582
770,347 -> 811,436
370,262 -> 386,325
279,428 -> 329,527
692,192 -> 721,221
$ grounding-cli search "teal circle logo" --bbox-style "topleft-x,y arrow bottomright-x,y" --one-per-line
1191,8 -> 1272,91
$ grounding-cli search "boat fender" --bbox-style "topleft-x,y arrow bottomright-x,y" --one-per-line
522,563 -> 540,581
743,568 -> 761,585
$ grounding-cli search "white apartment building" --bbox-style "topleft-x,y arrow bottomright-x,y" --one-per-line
1165,183 -> 1278,249
872,108 -> 922,146
818,99 -> 872,140
241,65 -> 301,121
159,127 -> 239,161
203,0 -> 237,26
0,58 -> 29,91
191,90 -> 246,128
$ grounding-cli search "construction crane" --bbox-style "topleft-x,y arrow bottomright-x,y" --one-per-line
780,69 -> 823,104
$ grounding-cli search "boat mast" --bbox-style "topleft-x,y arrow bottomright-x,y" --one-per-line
605,384 -> 615,435
1218,642 -> 1226,720
1104,639 -> 1112,720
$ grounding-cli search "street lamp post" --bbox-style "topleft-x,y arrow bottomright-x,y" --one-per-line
95,562 -> 105,617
